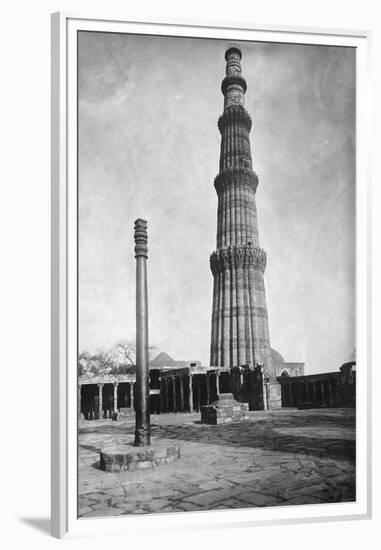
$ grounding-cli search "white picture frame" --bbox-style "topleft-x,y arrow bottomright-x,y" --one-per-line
51,11 -> 371,539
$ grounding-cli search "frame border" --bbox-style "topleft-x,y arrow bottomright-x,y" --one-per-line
51,11 -> 68,539
51,11 -> 372,539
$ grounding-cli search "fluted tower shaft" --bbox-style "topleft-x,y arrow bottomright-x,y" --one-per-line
210,46 -> 273,375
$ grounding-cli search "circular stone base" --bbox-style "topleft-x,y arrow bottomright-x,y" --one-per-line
100,438 -> 180,472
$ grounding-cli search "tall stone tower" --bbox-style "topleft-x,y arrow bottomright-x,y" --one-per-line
210,45 -> 274,381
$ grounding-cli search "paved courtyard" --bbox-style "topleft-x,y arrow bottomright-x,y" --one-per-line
78,408 -> 355,518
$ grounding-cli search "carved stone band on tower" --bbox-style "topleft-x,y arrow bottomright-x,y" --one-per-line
209,46 -> 274,382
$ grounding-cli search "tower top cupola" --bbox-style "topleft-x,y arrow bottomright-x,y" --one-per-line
225,44 -> 242,64
222,45 -> 247,110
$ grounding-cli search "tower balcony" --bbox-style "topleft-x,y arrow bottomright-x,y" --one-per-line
210,245 -> 267,275
214,167 -> 259,196
221,74 -> 247,96
218,104 -> 252,134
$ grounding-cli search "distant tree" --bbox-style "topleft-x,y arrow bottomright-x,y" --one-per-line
109,340 -> 137,367
91,350 -> 113,374
78,340 -> 158,377
78,351 -> 92,377
77,361 -> 85,378
77,349 -> 113,377
108,340 -> 157,369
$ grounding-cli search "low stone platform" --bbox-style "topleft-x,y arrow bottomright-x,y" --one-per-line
100,437 -> 180,472
201,393 -> 249,425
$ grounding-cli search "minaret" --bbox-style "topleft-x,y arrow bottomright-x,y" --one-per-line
210,45 -> 273,378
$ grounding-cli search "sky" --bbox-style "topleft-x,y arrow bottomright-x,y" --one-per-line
78,31 -> 356,374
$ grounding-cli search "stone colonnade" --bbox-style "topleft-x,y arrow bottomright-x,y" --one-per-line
79,380 -> 135,420
78,363 -> 356,420
79,370 -> 227,420
278,364 -> 356,408
280,378 -> 335,408
159,370 -> 223,413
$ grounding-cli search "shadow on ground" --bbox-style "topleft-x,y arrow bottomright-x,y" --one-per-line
79,410 -> 355,464
151,425 -> 355,464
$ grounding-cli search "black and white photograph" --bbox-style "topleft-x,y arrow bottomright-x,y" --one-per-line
1,0 -> 380,546
77,31 -> 357,518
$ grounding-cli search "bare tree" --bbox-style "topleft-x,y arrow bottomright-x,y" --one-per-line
78,340 -> 158,377
108,340 -> 157,368
109,340 -> 136,366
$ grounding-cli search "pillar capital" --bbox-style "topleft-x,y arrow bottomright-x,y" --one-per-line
134,218 -> 148,258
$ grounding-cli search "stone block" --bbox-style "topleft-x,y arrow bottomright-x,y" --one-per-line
201,393 -> 249,425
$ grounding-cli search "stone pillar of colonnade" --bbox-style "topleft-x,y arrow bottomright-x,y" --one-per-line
196,377 -> 201,412
78,383 -> 82,421
321,380 -> 326,405
98,383 -> 104,420
312,382 -> 317,403
172,376 -> 177,412
189,374 -> 194,412
179,376 -> 184,411
165,378 -> 169,412
159,375 -> 164,413
206,373 -> 211,405
216,372 -> 220,396
327,379 -> 333,406
305,380 -> 310,401
130,382 -> 135,411
113,382 -> 119,413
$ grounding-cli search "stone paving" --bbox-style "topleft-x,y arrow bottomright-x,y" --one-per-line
78,408 -> 355,518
